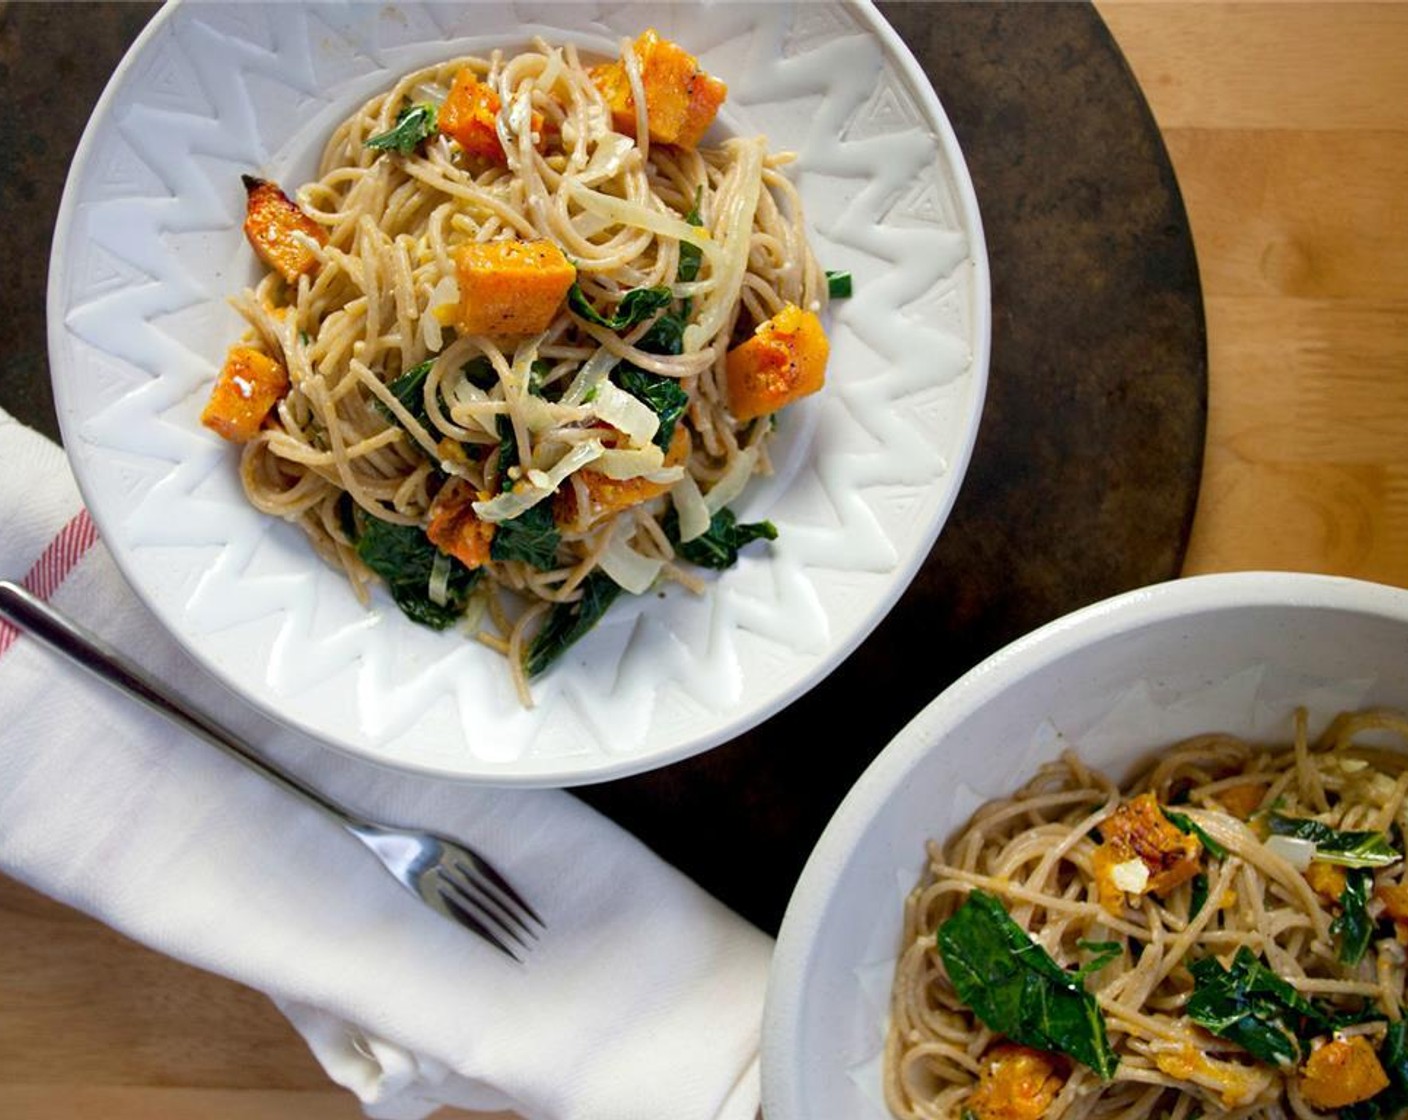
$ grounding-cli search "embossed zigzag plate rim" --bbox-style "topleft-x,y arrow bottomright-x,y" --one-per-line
47,0 -> 991,786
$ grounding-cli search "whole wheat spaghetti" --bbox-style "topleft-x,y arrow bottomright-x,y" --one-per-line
886,708 -> 1408,1119
202,34 -> 831,704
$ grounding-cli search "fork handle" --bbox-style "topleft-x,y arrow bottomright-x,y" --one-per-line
0,579 -> 359,829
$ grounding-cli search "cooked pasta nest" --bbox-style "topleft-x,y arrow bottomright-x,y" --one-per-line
886,708 -> 1408,1120
222,37 -> 828,704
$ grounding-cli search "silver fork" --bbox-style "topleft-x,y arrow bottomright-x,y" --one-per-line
0,579 -> 542,960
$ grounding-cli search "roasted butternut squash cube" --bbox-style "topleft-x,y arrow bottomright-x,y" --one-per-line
241,175 -> 326,284
1300,1037 -> 1389,1110
1377,880 -> 1408,942
724,304 -> 829,422
965,1044 -> 1066,1120
1305,860 -> 1348,904
678,67 -> 728,150
1378,880 -> 1408,921
1092,792 -> 1202,911
453,239 -> 576,337
558,425 -> 690,528
438,68 -> 544,164
200,346 -> 289,443
1152,1045 -> 1265,1109
590,29 -> 726,149
1215,781 -> 1267,819
426,478 -> 496,569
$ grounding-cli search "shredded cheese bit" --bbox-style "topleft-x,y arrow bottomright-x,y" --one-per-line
1111,857 -> 1151,894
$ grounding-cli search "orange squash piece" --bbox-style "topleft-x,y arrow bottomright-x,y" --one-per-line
1215,781 -> 1267,819
1377,880 -> 1408,942
1377,880 -> 1408,921
200,346 -> 289,443
965,1044 -> 1066,1120
426,478 -> 495,569
1091,793 -> 1202,911
438,68 -> 544,164
241,175 -> 326,284
590,30 -> 726,149
453,239 -> 576,337
724,304 -> 829,422
558,425 -> 691,529
1305,860 -> 1348,904
1152,1044 -> 1265,1109
1300,1037 -> 1390,1110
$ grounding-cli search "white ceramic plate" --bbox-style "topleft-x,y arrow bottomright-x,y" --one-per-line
761,571 -> 1408,1119
48,0 -> 988,785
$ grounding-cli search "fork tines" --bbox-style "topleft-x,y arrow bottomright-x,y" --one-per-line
439,853 -> 543,961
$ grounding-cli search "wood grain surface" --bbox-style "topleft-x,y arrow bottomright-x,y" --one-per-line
3,4 -> 1407,1118
1100,1 -> 1408,585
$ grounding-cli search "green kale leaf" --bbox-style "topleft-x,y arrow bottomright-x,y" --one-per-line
663,507 -> 778,570
365,103 -> 439,155
460,355 -> 497,391
489,500 -> 560,571
1073,940 -> 1122,980
568,283 -> 673,332
936,889 -> 1118,1080
1162,807 -> 1229,859
678,188 -> 704,282
1332,867 -> 1375,966
1189,872 -> 1210,919
635,310 -> 687,357
376,359 -> 435,430
1267,813 -> 1402,867
461,354 -> 549,396
1187,946 -> 1333,1066
486,415 -> 560,570
523,570 -> 623,678
355,516 -> 478,630
615,365 -> 689,449
494,414 -> 519,489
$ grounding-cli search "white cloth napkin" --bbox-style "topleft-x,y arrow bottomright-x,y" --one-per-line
0,408 -> 772,1120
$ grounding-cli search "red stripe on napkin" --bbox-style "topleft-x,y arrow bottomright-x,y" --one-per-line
0,509 -> 100,657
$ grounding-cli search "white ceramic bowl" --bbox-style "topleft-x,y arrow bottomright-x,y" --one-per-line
761,571 -> 1408,1120
47,1 -> 988,784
